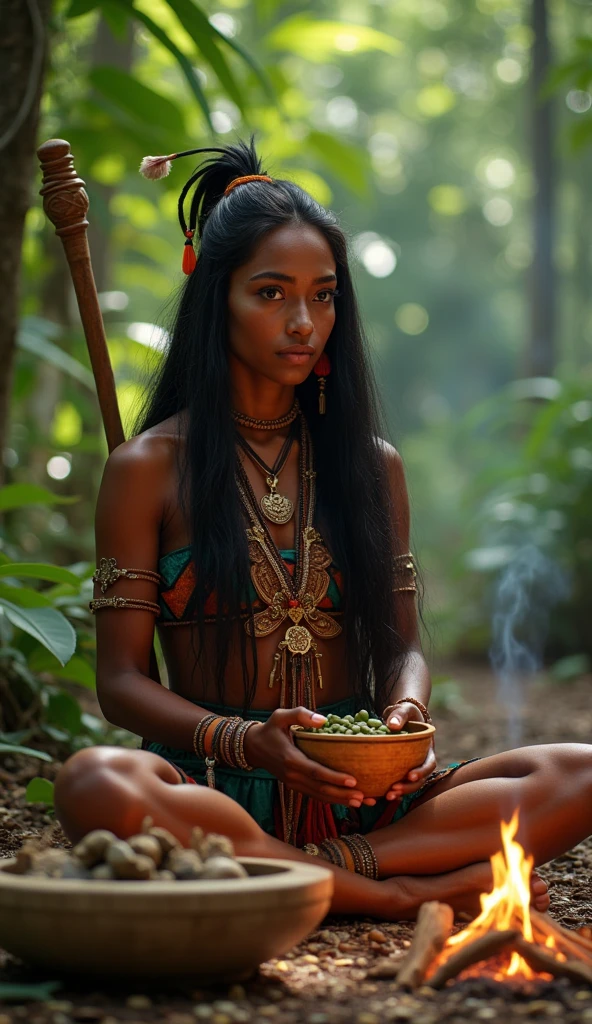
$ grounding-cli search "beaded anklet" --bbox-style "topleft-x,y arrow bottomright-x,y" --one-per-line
303,835 -> 379,879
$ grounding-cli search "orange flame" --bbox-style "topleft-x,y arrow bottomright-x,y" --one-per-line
434,810 -> 562,980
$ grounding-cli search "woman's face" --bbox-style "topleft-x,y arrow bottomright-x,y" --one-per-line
227,222 -> 338,385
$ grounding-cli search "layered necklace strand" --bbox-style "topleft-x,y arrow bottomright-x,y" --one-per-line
236,416 -> 318,845
235,418 -> 298,525
231,398 -> 300,432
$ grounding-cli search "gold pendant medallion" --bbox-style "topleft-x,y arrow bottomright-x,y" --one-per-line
284,624 -> 312,655
260,475 -> 294,525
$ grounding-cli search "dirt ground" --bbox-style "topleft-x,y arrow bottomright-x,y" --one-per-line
1,662 -> 592,1023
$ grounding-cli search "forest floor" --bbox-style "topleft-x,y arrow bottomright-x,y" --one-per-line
1,662 -> 592,1023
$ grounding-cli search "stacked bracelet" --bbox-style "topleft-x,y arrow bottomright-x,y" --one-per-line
340,834 -> 379,879
316,835 -> 379,879
191,714 -> 261,789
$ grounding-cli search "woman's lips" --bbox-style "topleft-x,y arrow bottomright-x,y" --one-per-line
277,346 -> 315,365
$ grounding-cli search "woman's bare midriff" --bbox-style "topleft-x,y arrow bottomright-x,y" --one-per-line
149,413 -> 351,710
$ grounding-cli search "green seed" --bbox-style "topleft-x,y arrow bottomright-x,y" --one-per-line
355,710 -> 369,723
368,718 -> 382,729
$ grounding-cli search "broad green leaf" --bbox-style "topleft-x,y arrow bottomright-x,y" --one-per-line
122,4 -> 213,131
164,0 -> 246,113
66,0 -> 100,15
101,0 -> 129,37
26,777 -> 55,805
31,652 -> 95,690
29,649 -> 95,689
47,690 -> 83,734
307,131 -> 369,197
0,583 -> 52,608
42,724 -> 70,742
571,118 -> 592,152
0,743 -> 52,762
266,16 -> 402,62
0,563 -> 81,586
0,600 -> 76,666
0,483 -> 73,511
53,657 -> 96,690
0,730 -> 33,744
0,981 -> 61,1001
209,23 -> 275,103
18,326 -> 95,391
89,67 -> 186,135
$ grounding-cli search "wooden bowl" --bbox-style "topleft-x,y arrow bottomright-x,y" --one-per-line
0,856 -> 333,981
293,720 -> 436,798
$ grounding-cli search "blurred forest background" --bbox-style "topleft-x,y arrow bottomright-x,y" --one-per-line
0,0 -> 591,767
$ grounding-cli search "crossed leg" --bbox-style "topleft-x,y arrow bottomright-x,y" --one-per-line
54,741 -> 592,920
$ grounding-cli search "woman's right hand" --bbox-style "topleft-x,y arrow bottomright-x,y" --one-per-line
243,707 -> 367,807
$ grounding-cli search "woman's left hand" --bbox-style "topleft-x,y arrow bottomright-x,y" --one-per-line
383,702 -> 436,801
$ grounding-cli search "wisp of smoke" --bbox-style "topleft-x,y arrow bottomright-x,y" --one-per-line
489,544 -> 570,747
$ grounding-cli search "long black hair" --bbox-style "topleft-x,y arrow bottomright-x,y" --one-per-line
135,136 -> 412,713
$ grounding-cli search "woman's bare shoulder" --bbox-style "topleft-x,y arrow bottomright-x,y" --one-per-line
97,414 -> 186,527
105,413 -> 185,475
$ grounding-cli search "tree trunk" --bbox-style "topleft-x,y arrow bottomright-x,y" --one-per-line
0,0 -> 53,482
528,0 -> 556,377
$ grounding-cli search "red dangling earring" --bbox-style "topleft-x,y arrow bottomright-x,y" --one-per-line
182,230 -> 197,275
314,352 -> 331,415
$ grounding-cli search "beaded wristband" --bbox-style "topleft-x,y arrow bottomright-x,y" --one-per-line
382,697 -> 432,725
192,714 -> 221,759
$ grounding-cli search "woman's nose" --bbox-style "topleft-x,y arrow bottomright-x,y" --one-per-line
286,301 -> 314,337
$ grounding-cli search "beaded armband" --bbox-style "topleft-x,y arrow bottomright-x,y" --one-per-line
89,596 -> 160,615
92,557 -> 161,594
393,552 -> 417,594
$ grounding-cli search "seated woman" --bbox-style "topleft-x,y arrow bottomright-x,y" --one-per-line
55,138 -> 591,920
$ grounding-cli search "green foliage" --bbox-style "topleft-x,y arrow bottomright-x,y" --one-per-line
0,483 -> 76,512
458,377 -> 592,659
0,981 -> 62,1002
0,742 -> 52,762
25,776 -> 55,806
18,317 -> 95,391
266,15 -> 402,61
549,653 -> 591,682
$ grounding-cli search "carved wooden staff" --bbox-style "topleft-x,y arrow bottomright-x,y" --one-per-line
37,139 -> 162,692
37,138 -> 124,452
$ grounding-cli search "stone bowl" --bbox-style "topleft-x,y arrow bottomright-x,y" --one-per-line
293,720 -> 436,797
0,856 -> 333,981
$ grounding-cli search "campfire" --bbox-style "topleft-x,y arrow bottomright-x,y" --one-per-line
372,811 -> 592,989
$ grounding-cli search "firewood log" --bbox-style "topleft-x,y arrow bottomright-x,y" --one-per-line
529,909 -> 592,964
427,929 -> 519,989
395,901 -> 454,989
513,936 -> 592,984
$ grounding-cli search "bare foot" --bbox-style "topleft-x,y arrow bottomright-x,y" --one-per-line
383,862 -> 550,920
